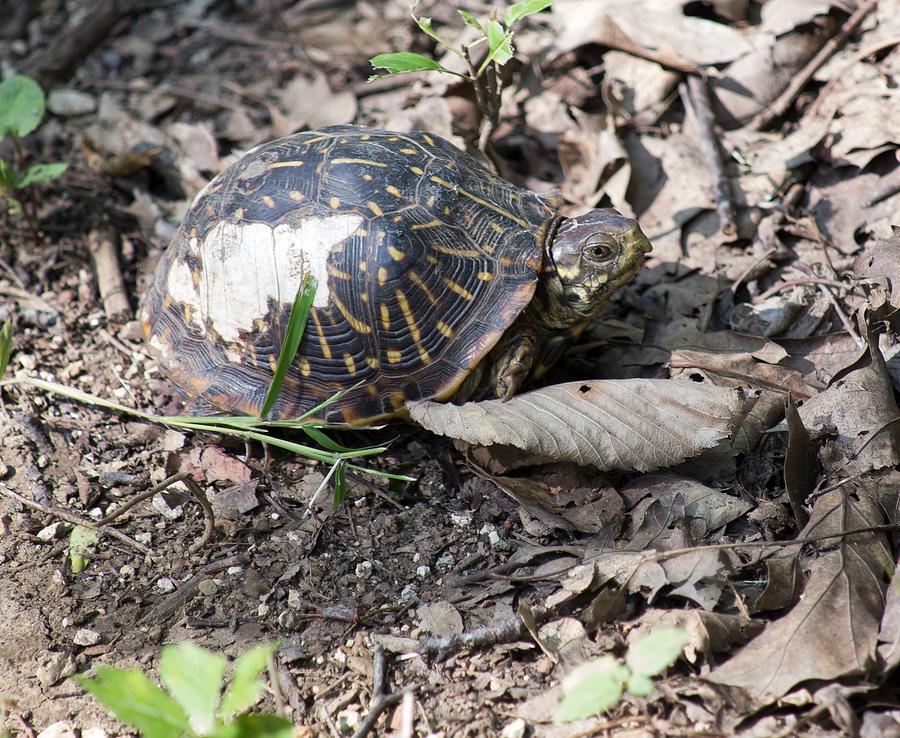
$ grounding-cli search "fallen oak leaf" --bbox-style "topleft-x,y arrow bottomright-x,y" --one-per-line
408,379 -> 760,472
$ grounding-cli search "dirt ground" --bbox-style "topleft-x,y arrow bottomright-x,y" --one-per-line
2,1 -> 900,737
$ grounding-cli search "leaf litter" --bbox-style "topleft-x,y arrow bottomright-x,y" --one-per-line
1,0 -> 900,736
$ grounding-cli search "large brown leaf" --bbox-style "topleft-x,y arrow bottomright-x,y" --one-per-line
707,488 -> 889,703
408,380 -> 759,472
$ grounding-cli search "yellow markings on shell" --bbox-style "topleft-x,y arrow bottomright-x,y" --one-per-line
309,310 -> 332,359
358,261 -> 367,272
289,190 -> 304,202
267,356 -> 279,374
343,353 -> 357,375
490,222 -> 503,234
368,201 -> 383,216
261,195 -> 276,208
499,256 -> 513,267
442,277 -> 474,301
303,135 -> 328,144
363,174 -> 373,181
388,390 -> 406,409
395,289 -> 419,341
268,160 -> 304,169
409,271 -> 436,304
423,133 -> 435,146
483,243 -> 496,254
327,264 -> 352,280
298,357 -> 311,376
388,136 -> 400,141
366,356 -> 380,370
360,291 -> 370,303
393,215 -> 402,223
233,207 -> 245,219
437,319 -> 454,338
378,266 -> 390,285
333,296 -> 372,334
183,303 -> 193,324
380,303 -> 391,330
361,134 -> 371,140
477,271 -> 493,281
432,243 -> 481,258
387,348 -> 402,364
330,196 -> 341,210
386,185 -> 403,197
354,228 -> 368,237
331,158 -> 388,167
163,294 -> 174,309
428,176 -> 529,227
190,227 -> 198,237
410,166 -> 425,175
388,246 -> 406,262
399,148 -> 417,155
426,195 -> 436,207
411,219 -> 442,230
596,272 -> 609,283
425,254 -> 438,265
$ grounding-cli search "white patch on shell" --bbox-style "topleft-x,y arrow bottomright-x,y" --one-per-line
166,214 -> 363,343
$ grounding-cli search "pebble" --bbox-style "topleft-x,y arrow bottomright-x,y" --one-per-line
287,589 -> 303,610
73,628 -> 101,646
415,565 -> 431,579
36,721 -> 77,738
354,561 -> 373,579
47,89 -> 97,116
37,522 -> 63,541
157,577 -> 176,593
198,578 -> 218,596
450,511 -> 473,527
501,719 -> 526,738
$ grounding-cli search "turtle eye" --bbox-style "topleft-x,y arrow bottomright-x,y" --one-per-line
583,238 -> 616,262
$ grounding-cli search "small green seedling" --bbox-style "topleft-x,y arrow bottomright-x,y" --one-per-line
0,75 -> 68,233
78,641 -> 291,738
69,524 -> 99,574
554,627 -> 688,723
370,0 -> 552,163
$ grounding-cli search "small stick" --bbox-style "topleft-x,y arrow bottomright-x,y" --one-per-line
350,686 -> 416,738
809,35 -> 900,117
683,76 -> 736,236
750,0 -> 879,130
88,226 -> 131,320
0,482 -> 151,556
754,277 -> 852,302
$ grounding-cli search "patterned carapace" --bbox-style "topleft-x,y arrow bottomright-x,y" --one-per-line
141,125 -> 650,424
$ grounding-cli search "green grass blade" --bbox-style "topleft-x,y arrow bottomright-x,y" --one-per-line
332,459 -> 347,508
260,274 -> 316,420
0,321 -> 12,380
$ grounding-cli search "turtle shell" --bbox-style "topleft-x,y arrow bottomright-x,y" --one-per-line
140,125 -> 555,424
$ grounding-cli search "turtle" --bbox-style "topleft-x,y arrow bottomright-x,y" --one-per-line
140,125 -> 652,425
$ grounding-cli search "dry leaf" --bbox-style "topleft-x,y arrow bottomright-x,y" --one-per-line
408,379 -> 759,472
707,488 -> 889,703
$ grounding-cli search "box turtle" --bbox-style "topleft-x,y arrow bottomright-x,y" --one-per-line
141,125 -> 652,424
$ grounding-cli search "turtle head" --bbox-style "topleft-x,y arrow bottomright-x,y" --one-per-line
547,208 -> 652,316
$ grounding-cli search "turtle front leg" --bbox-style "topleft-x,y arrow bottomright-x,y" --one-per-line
490,328 -> 541,401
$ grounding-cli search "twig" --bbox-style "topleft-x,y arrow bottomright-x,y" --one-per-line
729,247 -> 778,294
683,76 -> 736,236
809,35 -> 900,117
350,686 -> 416,738
145,553 -> 251,622
750,0 -> 879,130
754,277 -> 852,302
98,472 -> 215,553
88,226 -> 131,320
397,691 -> 415,738
89,78 -> 244,112
0,482 -> 151,556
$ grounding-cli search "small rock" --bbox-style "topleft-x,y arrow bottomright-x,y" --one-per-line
417,601 -> 464,638
47,89 -> 97,116
119,564 -> 136,578
337,710 -> 360,732
152,493 -> 183,520
354,561 -> 373,580
450,511 -> 473,527
37,721 -> 77,738
157,577 -> 176,593
400,585 -> 417,602
287,589 -> 303,610
82,729 -> 108,738
501,718 -> 526,738
36,652 -> 75,686
37,522 -> 63,541
73,628 -> 101,646
435,552 -> 455,572
415,565 -> 431,579
198,578 -> 218,596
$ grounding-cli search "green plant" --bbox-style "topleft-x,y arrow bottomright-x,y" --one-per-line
370,0 -> 552,165
554,627 -> 688,723
78,641 -> 291,738
0,279 -> 411,514
0,75 -> 68,237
